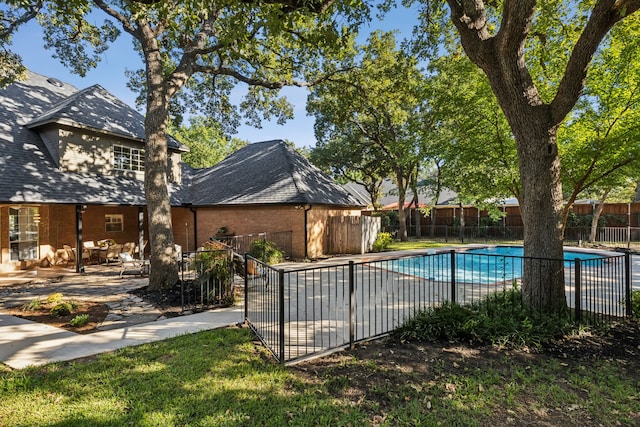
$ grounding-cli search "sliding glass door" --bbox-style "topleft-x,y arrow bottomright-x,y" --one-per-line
9,207 -> 40,261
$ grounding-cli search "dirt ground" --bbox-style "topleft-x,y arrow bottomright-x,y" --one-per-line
4,301 -> 110,334
292,320 -> 640,426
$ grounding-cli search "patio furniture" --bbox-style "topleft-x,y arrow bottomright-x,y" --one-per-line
122,241 -> 137,256
62,245 -> 75,267
118,252 -> 150,277
64,244 -> 90,267
103,243 -> 123,264
83,241 -> 99,264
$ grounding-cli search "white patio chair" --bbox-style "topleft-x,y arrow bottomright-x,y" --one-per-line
118,252 -> 150,277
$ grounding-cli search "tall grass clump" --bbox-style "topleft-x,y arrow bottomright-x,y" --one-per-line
395,288 -> 577,349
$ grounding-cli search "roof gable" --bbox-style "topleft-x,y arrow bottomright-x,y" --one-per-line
187,140 -> 364,207
25,84 -> 186,151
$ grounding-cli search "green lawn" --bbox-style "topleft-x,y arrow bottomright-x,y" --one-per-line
1,327 -> 639,426
386,239 -> 461,251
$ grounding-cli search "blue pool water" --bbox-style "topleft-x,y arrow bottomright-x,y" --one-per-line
387,246 -> 607,284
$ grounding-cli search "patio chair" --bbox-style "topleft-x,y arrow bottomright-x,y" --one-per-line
122,241 -> 137,256
62,244 -> 75,267
118,252 -> 150,277
64,244 -> 90,267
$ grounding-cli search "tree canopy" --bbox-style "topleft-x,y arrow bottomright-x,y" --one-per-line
307,30 -> 428,239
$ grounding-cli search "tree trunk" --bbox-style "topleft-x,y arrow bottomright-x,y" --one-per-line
395,170 -> 408,242
142,31 -> 179,290
511,115 -> 566,313
458,203 -> 465,243
589,191 -> 609,243
430,208 -> 436,238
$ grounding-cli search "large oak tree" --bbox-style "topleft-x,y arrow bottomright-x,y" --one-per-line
438,0 -> 640,311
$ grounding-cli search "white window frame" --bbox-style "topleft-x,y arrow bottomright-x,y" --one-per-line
8,206 -> 39,261
105,214 -> 124,233
113,145 -> 145,172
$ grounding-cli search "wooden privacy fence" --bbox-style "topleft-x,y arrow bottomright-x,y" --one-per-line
327,215 -> 381,254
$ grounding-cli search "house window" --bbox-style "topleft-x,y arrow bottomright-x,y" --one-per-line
105,214 -> 123,233
113,145 -> 145,172
8,207 -> 39,261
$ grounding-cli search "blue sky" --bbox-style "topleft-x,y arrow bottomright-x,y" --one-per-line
9,7 -> 418,149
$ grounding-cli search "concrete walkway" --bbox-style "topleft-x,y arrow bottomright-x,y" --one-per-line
0,265 -> 244,370
0,307 -> 243,369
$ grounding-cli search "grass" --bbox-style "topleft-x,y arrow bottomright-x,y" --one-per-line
1,327 -> 639,426
386,238 -> 461,251
386,237 -> 531,252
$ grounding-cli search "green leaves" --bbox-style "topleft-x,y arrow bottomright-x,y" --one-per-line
307,31 -> 426,214
169,117 -> 248,169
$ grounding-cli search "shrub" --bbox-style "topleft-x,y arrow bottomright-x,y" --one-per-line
69,314 -> 90,327
46,293 -> 64,304
394,288 -> 576,349
249,239 -> 284,264
24,298 -> 42,311
50,302 -> 74,317
374,210 -> 399,235
631,290 -> 640,318
372,232 -> 393,252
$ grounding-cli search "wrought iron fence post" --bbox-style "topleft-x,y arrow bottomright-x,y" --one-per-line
279,269 -> 285,364
349,260 -> 355,350
625,251 -> 633,317
574,259 -> 582,324
180,254 -> 184,312
450,250 -> 456,304
244,253 -> 249,322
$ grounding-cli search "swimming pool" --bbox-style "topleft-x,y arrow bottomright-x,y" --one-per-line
387,246 -> 607,284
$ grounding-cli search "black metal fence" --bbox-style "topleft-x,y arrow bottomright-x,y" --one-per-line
216,231 -> 293,260
179,249 -> 235,312
412,225 -> 640,250
244,249 -> 633,364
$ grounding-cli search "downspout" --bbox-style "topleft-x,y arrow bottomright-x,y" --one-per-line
304,204 -> 312,259
75,204 -> 85,273
190,206 -> 197,251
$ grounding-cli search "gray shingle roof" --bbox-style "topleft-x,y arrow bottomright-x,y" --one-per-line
0,73 -> 361,209
25,84 -> 186,151
186,140 -> 364,207
0,71 -> 182,205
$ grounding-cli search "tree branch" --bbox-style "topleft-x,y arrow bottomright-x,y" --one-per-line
94,0 -> 138,37
552,0 -> 640,124
0,0 -> 44,40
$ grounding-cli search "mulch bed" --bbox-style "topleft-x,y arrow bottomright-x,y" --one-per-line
4,301 -> 110,334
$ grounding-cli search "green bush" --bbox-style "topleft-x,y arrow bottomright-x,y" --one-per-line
69,314 -> 90,327
372,232 -> 393,252
374,210 -> 399,235
50,302 -> 74,317
249,238 -> 284,264
631,290 -> 640,318
394,288 -> 576,349
24,298 -> 42,311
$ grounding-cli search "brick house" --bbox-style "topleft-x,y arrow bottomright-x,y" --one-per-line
0,72 -> 364,273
